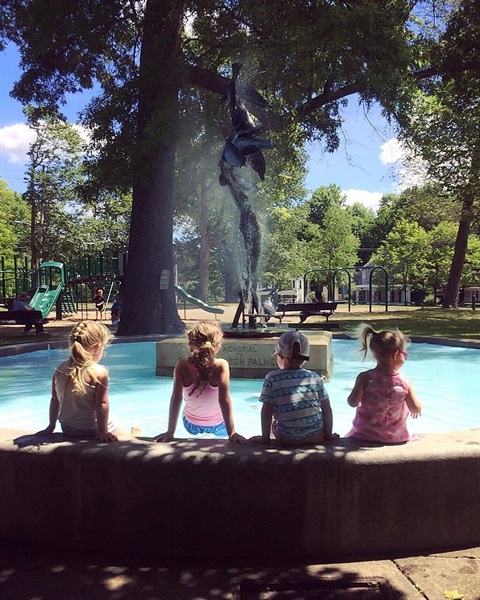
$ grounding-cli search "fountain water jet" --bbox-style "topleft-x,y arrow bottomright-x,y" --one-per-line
158,67 -> 332,377
219,63 -> 273,326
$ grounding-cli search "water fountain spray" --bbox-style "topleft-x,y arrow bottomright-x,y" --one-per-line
219,63 -> 274,328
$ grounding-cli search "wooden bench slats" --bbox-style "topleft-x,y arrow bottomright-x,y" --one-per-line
0,310 -> 44,325
273,302 -> 338,323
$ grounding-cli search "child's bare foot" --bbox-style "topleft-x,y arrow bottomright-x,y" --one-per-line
131,427 -> 142,437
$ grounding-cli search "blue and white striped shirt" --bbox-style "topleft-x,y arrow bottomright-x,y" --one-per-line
260,368 -> 328,440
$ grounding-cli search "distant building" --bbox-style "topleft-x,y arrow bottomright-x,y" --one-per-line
460,287 -> 480,306
353,262 -> 411,305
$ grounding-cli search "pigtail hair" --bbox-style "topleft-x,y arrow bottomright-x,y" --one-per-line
350,323 -> 409,361
350,323 -> 377,359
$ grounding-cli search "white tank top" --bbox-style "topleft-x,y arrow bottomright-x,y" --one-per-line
55,360 -> 99,432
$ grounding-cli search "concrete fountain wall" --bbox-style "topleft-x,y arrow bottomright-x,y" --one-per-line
1,428 -> 479,563
1,332 -> 479,563
156,330 -> 334,379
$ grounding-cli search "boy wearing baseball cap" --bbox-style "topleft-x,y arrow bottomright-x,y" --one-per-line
250,330 -> 337,446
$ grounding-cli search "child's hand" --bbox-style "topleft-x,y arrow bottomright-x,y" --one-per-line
36,425 -> 55,436
228,432 -> 248,444
99,431 -> 118,443
411,411 -> 421,419
248,435 -> 270,445
154,432 -> 174,442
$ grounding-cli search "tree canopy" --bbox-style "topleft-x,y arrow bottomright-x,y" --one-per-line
1,0 -> 477,331
393,0 -> 480,307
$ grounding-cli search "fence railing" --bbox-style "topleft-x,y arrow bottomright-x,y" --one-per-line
0,254 -> 124,299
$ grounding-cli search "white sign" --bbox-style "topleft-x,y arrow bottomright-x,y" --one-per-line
159,270 -> 170,290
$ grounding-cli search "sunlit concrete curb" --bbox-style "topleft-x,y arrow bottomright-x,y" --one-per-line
1,428 -> 479,563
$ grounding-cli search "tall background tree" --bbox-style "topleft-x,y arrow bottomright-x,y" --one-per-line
394,0 -> 480,307
22,108 -> 86,274
372,219 -> 429,304
0,179 -> 30,296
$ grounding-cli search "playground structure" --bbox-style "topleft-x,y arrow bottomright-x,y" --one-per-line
303,266 -> 390,313
1,254 -> 395,324
0,256 -> 123,321
29,262 -> 69,319
174,285 -> 224,318
0,255 -> 225,322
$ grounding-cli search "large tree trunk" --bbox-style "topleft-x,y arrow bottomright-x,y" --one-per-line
198,179 -> 210,302
118,0 -> 185,335
442,142 -> 478,308
442,201 -> 473,308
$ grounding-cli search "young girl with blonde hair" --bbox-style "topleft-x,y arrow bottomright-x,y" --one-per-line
346,324 -> 422,443
37,321 -> 120,442
154,321 -> 246,443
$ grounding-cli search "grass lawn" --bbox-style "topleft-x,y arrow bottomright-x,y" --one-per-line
329,305 -> 480,340
0,304 -> 478,347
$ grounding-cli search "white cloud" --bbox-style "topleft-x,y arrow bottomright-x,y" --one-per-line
379,137 -> 404,165
343,189 -> 383,212
0,122 -> 35,165
0,121 -> 91,175
72,123 -> 92,145
379,136 -> 429,191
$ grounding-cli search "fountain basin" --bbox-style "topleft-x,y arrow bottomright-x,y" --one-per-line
2,338 -> 478,563
156,330 -> 333,379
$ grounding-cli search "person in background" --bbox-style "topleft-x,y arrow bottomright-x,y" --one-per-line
111,296 -> 122,326
250,330 -> 337,446
12,291 -> 46,335
345,324 -> 422,443
154,321 -> 246,443
93,288 -> 105,321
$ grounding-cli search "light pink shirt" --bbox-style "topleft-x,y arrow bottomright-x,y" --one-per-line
346,368 -> 417,443
183,361 -> 223,426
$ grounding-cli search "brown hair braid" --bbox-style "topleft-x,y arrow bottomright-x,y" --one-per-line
186,321 -> 223,396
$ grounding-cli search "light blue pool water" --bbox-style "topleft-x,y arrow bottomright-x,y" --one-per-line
1,340 -> 479,438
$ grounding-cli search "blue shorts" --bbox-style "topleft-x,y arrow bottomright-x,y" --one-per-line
182,415 -> 228,438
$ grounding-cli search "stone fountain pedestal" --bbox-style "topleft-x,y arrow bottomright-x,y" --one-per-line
156,330 -> 333,380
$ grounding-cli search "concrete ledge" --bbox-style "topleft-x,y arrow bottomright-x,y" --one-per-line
1,428 -> 479,564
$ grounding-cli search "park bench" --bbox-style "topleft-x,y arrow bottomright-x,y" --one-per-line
0,310 -> 46,333
274,301 -> 338,324
261,292 -> 338,324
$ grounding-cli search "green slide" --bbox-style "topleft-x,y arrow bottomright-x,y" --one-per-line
174,285 -> 224,315
29,284 -> 63,318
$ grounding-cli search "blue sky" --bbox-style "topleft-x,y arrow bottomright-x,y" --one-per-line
0,42 -> 404,211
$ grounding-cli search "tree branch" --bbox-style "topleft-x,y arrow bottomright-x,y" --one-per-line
185,66 -> 284,131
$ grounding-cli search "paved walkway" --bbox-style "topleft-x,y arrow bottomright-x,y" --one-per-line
1,541 -> 479,599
